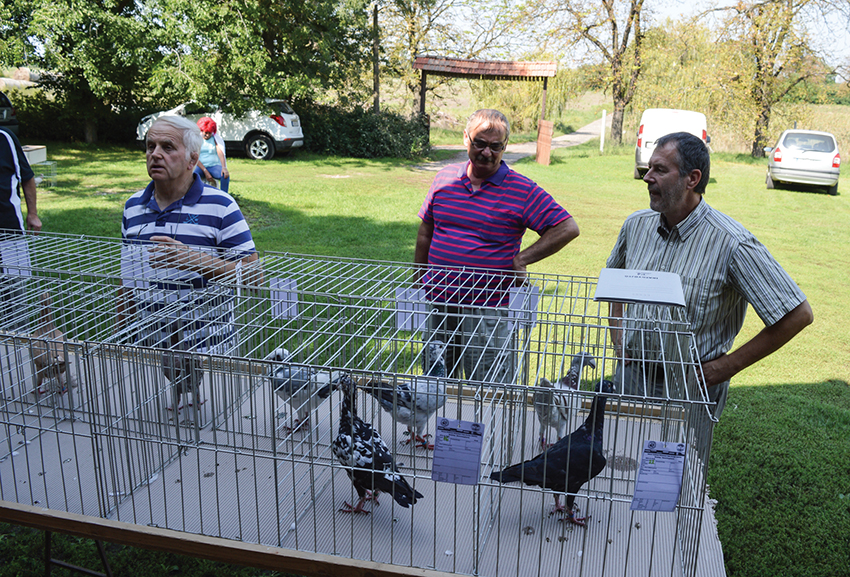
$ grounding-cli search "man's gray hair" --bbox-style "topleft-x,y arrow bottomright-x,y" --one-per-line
466,109 -> 511,141
149,115 -> 203,161
655,132 -> 711,195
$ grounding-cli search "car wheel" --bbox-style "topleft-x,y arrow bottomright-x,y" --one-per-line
826,182 -> 838,196
765,173 -> 775,189
634,166 -> 642,180
245,134 -> 275,160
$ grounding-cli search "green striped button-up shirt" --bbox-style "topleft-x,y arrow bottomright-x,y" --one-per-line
606,199 -> 807,366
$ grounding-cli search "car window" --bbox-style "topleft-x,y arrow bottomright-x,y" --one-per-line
270,101 -> 295,115
183,102 -> 213,115
0,93 -> 12,108
783,133 -> 835,152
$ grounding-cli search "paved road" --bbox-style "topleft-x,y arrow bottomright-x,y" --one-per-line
415,114 -> 613,171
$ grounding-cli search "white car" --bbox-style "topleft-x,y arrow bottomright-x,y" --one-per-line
136,99 -> 304,160
764,129 -> 840,195
634,108 -> 710,179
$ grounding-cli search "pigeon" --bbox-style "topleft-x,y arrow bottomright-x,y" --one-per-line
332,375 -> 423,514
162,347 -> 204,412
491,379 -> 615,527
534,352 -> 596,447
362,339 -> 447,449
31,293 -> 77,400
267,347 -> 342,432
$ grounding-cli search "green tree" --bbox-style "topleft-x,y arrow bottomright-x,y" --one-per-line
0,0 -> 373,142
529,0 -> 646,145
713,0 -> 836,157
1,0 -> 158,143
379,0 -> 527,114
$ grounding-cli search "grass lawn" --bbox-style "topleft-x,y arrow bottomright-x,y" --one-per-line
3,138 -> 849,577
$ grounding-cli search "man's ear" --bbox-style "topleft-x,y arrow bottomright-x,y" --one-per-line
687,168 -> 702,191
462,130 -> 470,147
189,152 -> 199,169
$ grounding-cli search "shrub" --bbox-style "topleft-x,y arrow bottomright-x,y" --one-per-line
295,102 -> 429,159
11,89 -> 146,144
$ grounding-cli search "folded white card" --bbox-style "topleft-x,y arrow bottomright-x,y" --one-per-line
594,268 -> 686,307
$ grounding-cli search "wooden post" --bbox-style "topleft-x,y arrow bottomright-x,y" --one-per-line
419,72 -> 427,115
540,77 -> 548,120
536,119 -> 554,166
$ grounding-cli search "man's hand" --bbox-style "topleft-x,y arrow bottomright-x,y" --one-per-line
148,235 -> 209,273
511,254 -> 528,287
26,212 -> 42,232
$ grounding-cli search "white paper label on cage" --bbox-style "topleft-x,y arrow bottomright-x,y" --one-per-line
395,287 -> 428,331
630,440 -> 687,512
120,244 -> 152,288
431,418 -> 485,486
0,238 -> 32,277
270,278 -> 299,319
594,268 -> 686,307
507,284 -> 539,329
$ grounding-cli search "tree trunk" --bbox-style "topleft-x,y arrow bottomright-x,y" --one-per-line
751,105 -> 770,158
372,3 -> 380,114
84,119 -> 98,145
610,100 -> 626,145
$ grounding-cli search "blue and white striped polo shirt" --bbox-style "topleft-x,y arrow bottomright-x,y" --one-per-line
121,174 -> 256,351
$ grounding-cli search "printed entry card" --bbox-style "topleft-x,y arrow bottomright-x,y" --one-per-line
630,440 -> 687,512
431,418 -> 485,486
594,268 -> 686,308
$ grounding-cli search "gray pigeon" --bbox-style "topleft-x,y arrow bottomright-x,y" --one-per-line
162,348 -> 204,412
267,347 -> 342,432
363,339 -> 447,449
534,352 -> 596,447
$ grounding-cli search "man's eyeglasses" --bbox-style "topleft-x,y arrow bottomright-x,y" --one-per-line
471,139 -> 507,153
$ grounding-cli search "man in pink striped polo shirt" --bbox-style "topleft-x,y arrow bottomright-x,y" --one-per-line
415,109 -> 580,383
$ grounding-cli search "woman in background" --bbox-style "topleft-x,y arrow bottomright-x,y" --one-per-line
193,117 -> 230,192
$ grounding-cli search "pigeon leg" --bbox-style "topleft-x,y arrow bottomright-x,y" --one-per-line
562,509 -> 589,527
415,433 -> 435,450
403,429 -> 435,450
549,494 -> 567,516
339,497 -> 372,514
284,413 -> 311,433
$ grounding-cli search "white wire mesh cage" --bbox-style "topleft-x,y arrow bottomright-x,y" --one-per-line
0,232 -> 718,577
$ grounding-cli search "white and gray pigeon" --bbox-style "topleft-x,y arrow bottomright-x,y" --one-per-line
534,351 -> 596,447
363,339 -> 447,449
267,347 -> 342,432
162,348 -> 205,412
333,375 -> 423,514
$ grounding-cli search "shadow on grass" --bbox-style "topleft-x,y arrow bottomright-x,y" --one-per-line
239,198 -> 417,262
39,198 -> 417,262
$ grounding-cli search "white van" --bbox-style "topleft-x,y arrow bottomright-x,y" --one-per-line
634,109 -> 710,178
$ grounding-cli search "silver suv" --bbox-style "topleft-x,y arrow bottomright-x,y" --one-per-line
0,91 -> 20,136
136,98 -> 304,160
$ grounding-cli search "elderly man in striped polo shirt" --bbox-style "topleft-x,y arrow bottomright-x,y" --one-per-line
607,132 -> 813,417
119,115 -> 258,408
415,109 -> 580,384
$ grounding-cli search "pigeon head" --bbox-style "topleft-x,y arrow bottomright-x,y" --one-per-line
537,377 -> 554,388
597,379 -> 615,394
426,339 -> 447,378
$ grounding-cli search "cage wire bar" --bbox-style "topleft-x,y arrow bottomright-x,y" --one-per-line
0,231 -> 719,577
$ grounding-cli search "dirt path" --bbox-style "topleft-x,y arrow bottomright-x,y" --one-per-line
415,114 -> 613,171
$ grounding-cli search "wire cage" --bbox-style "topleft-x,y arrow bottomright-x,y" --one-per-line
0,231 -> 719,577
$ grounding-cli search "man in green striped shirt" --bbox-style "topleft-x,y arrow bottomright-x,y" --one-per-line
607,132 -> 813,417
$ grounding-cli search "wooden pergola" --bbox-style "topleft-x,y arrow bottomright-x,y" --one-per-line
413,56 -> 559,164
413,56 -> 557,117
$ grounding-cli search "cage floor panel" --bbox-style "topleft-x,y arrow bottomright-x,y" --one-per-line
96,386 -> 723,577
